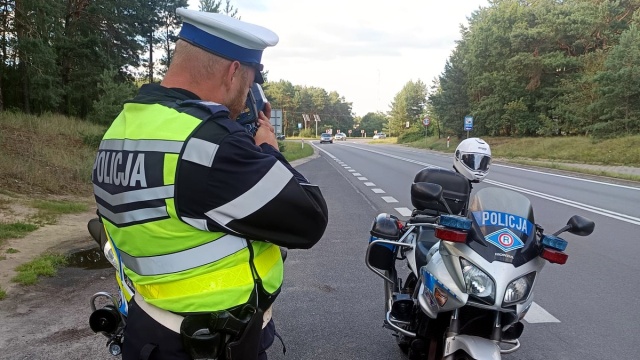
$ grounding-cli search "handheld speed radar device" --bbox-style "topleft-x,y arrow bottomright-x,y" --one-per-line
237,83 -> 268,136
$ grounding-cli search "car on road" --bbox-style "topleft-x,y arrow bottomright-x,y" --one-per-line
334,133 -> 347,141
320,133 -> 333,144
372,133 -> 386,139
276,134 -> 286,140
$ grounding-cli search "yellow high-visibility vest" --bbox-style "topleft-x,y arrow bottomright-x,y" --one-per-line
93,100 -> 283,313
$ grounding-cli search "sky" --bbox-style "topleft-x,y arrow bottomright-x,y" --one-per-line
187,0 -> 488,117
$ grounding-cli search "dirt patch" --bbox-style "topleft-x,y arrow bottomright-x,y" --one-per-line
0,194 -> 97,296
0,193 -> 39,223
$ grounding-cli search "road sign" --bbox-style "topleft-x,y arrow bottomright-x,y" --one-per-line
270,109 -> 283,135
464,116 -> 473,131
423,117 -> 430,126
298,123 -> 302,129
348,129 -> 352,134
361,130 -> 364,134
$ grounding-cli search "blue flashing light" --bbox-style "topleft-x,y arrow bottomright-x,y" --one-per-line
369,236 -> 396,251
541,235 -> 568,252
439,215 -> 472,231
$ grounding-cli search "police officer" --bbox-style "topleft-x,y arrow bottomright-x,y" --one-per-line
91,8 -> 329,360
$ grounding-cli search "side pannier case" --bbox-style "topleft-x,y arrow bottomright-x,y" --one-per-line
368,213 -> 401,270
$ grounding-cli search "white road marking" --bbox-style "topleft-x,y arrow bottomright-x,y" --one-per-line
494,164 -> 640,191
358,177 -> 368,180
364,182 -> 376,187
342,143 -> 640,192
353,173 -> 362,176
395,207 -> 413,216
486,179 -> 640,226
333,143 -> 640,226
382,196 -> 398,203
524,302 -> 560,323
372,188 -> 386,194
348,169 -> 356,172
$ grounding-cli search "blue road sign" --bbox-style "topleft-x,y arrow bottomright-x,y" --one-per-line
464,116 -> 473,131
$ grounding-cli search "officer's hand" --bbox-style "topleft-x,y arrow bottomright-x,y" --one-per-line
254,103 -> 279,150
262,102 -> 272,120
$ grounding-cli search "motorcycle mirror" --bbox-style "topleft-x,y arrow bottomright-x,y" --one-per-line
552,215 -> 595,237
566,215 -> 595,236
410,182 -> 443,202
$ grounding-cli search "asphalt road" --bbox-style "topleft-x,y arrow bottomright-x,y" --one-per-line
1,141 -> 638,360
276,142 -> 640,360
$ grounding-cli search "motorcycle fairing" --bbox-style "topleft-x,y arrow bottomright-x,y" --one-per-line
440,240 -> 544,311
467,187 -> 541,267
419,251 -> 468,318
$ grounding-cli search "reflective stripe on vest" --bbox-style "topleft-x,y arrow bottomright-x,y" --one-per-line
100,139 -> 184,153
119,234 -> 248,276
134,242 -> 282,312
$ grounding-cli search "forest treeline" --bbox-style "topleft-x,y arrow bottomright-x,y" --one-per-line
1,0 -> 639,140
427,0 -> 640,139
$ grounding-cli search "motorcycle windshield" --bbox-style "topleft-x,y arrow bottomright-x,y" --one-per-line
467,187 -> 540,266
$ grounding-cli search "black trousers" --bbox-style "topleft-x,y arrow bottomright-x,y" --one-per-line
122,298 -> 275,360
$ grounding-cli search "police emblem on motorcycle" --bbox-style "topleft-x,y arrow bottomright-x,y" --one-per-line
485,228 -> 525,252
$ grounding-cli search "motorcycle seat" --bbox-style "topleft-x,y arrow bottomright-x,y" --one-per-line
415,225 -> 439,270
408,215 -> 438,224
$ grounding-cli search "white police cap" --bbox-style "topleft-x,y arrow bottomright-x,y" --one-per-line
176,8 -> 278,83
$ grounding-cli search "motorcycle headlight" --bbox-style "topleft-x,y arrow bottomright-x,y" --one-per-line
503,272 -> 536,305
460,258 -> 495,304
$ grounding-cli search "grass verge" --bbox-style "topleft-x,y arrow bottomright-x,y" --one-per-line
402,135 -> 640,166
0,111 -> 105,196
11,253 -> 67,285
281,140 -> 314,162
505,159 -> 640,182
30,199 -> 89,226
0,286 -> 6,300
0,222 -> 39,243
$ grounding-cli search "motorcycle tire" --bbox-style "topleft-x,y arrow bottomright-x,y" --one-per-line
396,335 -> 410,355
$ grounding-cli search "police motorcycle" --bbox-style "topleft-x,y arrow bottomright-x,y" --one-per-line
87,218 -> 133,356
365,139 -> 595,360
87,83 -> 281,358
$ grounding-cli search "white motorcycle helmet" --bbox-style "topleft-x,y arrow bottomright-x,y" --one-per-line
453,137 -> 491,183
